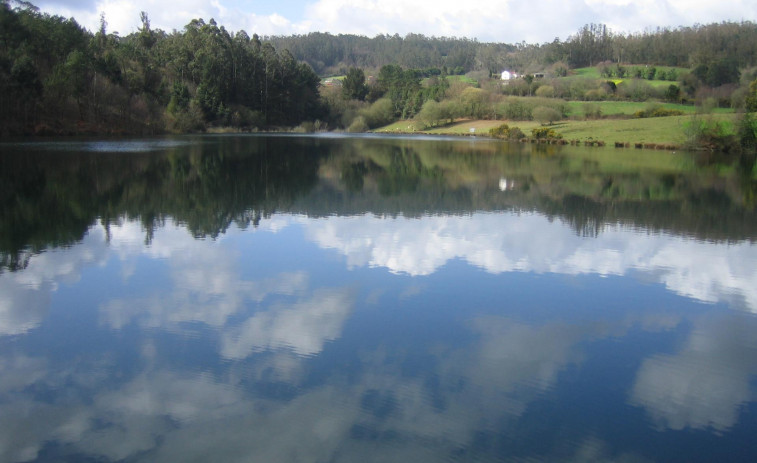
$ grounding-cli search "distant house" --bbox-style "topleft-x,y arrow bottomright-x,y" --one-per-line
501,70 -> 545,81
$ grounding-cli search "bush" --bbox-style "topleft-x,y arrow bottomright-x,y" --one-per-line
535,85 -> 555,98
617,79 -> 657,101
489,123 -> 525,140
360,98 -> 394,128
684,116 -> 738,152
584,88 -> 608,101
633,105 -> 684,118
583,103 -> 602,119
531,127 -> 562,139
347,116 -> 368,132
167,102 -> 205,132
502,98 -> 530,120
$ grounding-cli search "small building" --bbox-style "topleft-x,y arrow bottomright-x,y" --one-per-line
501,70 -> 518,81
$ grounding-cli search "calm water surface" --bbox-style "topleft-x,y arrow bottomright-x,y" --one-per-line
2,134 -> 757,462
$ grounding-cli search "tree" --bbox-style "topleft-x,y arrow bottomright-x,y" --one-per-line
746,79 -> 757,113
342,67 -> 368,100
664,84 -> 681,103
533,106 -> 561,125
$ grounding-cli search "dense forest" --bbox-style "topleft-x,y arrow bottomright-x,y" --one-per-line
0,1 -> 323,135
1,0 -> 757,135
269,22 -> 757,78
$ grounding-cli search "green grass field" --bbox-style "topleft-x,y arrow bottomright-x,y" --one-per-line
572,65 -> 688,78
446,75 -> 478,85
373,113 -> 740,147
564,101 -> 733,117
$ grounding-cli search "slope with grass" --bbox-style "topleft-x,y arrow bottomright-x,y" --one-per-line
373,113 -> 741,147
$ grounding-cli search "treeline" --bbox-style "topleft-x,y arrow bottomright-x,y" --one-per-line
266,22 -> 757,81
267,32 -> 509,76
3,0 -> 757,136
0,1 -> 322,135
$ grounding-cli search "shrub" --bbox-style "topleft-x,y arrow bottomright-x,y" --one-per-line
535,85 -> 555,98
617,79 -> 656,101
583,103 -> 602,119
684,116 -> 738,152
347,116 -> 368,132
584,88 -> 608,101
633,105 -> 684,118
531,127 -> 562,139
360,98 -> 395,128
489,123 -> 525,140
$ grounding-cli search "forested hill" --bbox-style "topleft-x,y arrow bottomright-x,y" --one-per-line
269,22 -> 757,76
0,1 -> 323,135
2,0 -> 757,136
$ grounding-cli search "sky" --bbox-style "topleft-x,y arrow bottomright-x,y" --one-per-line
27,0 -> 757,44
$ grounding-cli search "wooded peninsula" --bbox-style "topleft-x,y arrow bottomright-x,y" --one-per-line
1,0 -> 756,152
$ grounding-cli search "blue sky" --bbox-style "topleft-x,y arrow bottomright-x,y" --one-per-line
35,0 -> 757,43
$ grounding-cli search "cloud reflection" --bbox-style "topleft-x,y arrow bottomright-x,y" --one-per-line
301,213 -> 757,312
630,312 -> 757,431
0,227 -> 109,336
221,288 -> 356,359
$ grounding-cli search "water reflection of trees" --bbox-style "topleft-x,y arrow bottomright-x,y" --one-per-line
2,136 -> 756,271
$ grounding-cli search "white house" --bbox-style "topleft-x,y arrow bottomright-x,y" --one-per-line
501,70 -> 519,80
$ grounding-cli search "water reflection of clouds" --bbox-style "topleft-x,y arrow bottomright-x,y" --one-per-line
0,226 -> 110,336
99,220 -> 355,361
299,213 -> 757,312
2,214 -> 757,460
0,313 -> 630,463
221,287 -> 356,359
631,312 -> 757,431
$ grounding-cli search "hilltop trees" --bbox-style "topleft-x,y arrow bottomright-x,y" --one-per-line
0,1 -> 323,134
3,0 -> 757,135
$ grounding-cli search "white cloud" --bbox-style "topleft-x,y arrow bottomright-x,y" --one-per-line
35,0 -> 757,43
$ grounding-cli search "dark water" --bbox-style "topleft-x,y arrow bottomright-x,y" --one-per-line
2,134 -> 757,462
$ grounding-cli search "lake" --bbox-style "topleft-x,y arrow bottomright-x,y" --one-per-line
1,134 -> 757,462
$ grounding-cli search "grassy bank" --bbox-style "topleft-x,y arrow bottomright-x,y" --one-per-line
373,113 -> 741,147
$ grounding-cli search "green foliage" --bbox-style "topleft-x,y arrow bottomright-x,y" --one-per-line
616,79 -> 660,102
531,127 -> 562,139
664,84 -> 681,102
746,79 -> 757,113
373,64 -> 450,120
535,85 -> 554,98
347,115 -> 368,132
684,116 -> 738,152
489,123 -> 525,140
533,106 -> 562,125
633,106 -> 684,118
342,67 -> 368,101
739,113 -> 757,153
359,98 -> 395,128
582,103 -> 602,119
0,5 -> 323,133
692,58 -> 740,87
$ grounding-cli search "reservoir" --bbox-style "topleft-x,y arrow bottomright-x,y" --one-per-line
1,134 -> 756,462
